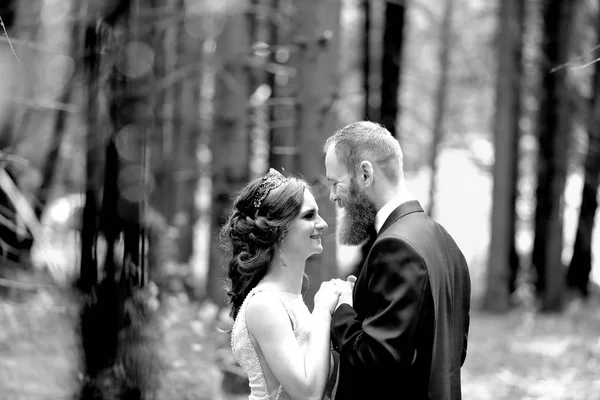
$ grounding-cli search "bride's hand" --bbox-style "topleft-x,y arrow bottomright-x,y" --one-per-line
330,278 -> 354,309
314,281 -> 341,315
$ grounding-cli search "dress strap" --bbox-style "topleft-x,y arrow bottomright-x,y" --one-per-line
277,298 -> 297,331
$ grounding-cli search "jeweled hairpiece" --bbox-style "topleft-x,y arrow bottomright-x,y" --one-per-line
253,168 -> 286,209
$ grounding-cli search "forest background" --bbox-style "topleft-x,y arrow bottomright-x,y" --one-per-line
0,0 -> 599,399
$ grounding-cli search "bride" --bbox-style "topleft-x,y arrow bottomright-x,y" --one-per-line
221,169 -> 347,400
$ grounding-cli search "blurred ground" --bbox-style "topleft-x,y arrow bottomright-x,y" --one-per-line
1,286 -> 600,400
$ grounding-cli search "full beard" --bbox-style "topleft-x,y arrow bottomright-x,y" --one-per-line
338,181 -> 377,246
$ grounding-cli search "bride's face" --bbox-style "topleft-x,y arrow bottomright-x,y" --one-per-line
279,189 -> 328,260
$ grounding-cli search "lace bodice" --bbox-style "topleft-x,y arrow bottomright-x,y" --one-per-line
231,288 -> 312,400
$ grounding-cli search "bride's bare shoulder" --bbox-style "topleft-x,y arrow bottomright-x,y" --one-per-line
245,292 -> 292,337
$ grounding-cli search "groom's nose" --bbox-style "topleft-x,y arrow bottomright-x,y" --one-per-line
329,185 -> 337,203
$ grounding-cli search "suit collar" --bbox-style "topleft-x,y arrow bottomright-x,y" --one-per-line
374,196 -> 406,233
377,200 -> 424,236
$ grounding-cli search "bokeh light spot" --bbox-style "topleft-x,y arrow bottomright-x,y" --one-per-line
184,13 -> 227,40
250,84 -> 271,107
275,74 -> 289,86
116,124 -> 145,163
41,0 -> 71,25
275,48 -> 290,64
117,41 -> 155,78
253,42 -> 270,58
118,164 -> 154,203
44,54 -> 75,90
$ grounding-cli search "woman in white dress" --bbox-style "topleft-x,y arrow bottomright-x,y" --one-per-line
221,168 -> 343,400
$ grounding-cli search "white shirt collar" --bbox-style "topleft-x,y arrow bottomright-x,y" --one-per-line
374,197 -> 406,233
374,191 -> 418,233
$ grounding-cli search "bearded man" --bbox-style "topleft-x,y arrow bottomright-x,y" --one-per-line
323,121 -> 471,400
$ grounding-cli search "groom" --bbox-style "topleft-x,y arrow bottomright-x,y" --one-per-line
323,121 -> 471,400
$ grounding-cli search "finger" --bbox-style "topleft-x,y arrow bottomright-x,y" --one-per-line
321,281 -> 335,289
347,275 -> 357,284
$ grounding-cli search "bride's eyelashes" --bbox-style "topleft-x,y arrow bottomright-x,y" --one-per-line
303,211 -> 316,219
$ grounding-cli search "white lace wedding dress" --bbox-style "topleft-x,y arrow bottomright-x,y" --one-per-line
231,288 -> 312,400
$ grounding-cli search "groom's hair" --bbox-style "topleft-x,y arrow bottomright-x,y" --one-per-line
324,121 -> 404,183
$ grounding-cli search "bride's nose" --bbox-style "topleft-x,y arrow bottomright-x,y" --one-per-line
316,214 -> 328,231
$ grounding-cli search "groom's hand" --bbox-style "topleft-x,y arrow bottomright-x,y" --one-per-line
347,275 -> 357,285
331,278 -> 354,310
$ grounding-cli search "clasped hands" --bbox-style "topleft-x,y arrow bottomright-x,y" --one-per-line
314,275 -> 357,315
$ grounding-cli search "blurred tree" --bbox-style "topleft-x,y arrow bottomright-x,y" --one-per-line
148,0 -> 202,277
78,1 -> 161,398
293,0 -> 340,309
269,0 -> 298,173
566,11 -> 600,299
207,7 -> 251,307
0,0 -> 15,29
33,18 -> 80,221
380,0 -> 407,137
427,0 -> 454,218
151,0 -> 180,227
532,0 -> 579,312
79,22 -> 104,293
483,0 -> 525,313
0,0 -> 64,262
172,1 -> 201,265
363,0 -> 384,122
363,0 -> 373,120
247,0 -> 273,178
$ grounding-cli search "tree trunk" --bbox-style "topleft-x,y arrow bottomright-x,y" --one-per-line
207,10 -> 251,307
79,2 -> 161,398
247,0 -> 272,178
293,0 -> 340,310
566,13 -> 600,298
0,0 -> 15,29
532,0 -> 578,312
427,0 -> 454,219
269,0 -> 298,173
79,23 -> 105,292
173,2 -> 201,265
483,0 -> 525,313
34,15 -> 80,221
364,0 -> 384,122
362,0 -> 372,120
380,0 -> 406,137
153,0 -> 179,225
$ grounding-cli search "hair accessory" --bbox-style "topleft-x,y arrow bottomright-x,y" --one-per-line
253,168 -> 286,209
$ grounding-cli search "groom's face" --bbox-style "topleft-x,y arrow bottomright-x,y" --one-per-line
338,178 -> 377,245
325,147 -> 377,245
325,147 -> 352,208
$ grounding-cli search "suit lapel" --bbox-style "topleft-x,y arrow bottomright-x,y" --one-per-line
353,201 -> 424,312
377,200 -> 424,236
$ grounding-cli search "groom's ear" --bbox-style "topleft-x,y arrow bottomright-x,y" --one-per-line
358,161 -> 374,187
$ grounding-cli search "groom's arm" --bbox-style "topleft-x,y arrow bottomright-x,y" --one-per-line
324,349 -> 340,399
330,237 -> 428,368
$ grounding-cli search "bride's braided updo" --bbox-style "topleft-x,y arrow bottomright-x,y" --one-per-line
220,169 -> 307,319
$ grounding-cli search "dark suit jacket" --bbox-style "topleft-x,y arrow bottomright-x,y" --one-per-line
330,201 -> 471,400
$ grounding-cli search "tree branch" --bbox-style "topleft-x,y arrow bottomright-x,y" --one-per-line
0,16 -> 20,62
